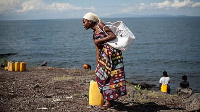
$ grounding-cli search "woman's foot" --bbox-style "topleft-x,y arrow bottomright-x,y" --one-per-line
100,101 -> 112,110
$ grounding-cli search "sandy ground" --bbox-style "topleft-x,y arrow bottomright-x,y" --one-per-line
0,67 -> 187,112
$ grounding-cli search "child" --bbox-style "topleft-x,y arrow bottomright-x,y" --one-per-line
159,71 -> 170,94
176,75 -> 192,97
180,75 -> 189,89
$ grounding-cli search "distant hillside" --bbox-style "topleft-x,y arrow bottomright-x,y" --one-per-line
107,14 -> 189,18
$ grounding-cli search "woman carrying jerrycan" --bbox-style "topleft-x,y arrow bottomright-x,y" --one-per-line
82,12 -> 127,110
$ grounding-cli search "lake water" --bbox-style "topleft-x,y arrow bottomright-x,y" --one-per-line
0,17 -> 200,93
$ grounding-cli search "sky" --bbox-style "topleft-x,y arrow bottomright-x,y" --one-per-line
0,0 -> 200,20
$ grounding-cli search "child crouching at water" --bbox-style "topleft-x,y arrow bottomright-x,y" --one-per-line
159,71 -> 170,94
180,75 -> 189,89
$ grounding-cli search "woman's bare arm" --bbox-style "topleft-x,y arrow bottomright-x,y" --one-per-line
95,45 -> 99,64
94,22 -> 116,45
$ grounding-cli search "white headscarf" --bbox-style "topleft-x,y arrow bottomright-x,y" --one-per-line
83,12 -> 100,23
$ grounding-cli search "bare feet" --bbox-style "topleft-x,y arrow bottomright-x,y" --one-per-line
100,100 -> 112,110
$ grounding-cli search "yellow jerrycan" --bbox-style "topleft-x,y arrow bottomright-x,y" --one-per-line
15,62 -> 20,71
161,85 -> 167,93
4,66 -> 8,71
20,62 -> 26,72
8,62 -> 14,71
89,80 -> 104,106
7,62 -> 10,71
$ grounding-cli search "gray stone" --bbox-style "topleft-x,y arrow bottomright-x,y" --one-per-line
185,93 -> 200,111
176,87 -> 193,98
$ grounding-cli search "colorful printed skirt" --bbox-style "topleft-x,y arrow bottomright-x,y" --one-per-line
95,43 -> 127,101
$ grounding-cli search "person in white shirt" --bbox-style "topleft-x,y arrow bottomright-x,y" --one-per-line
159,71 -> 170,94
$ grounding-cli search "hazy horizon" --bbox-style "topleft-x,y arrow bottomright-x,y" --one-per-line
1,14 -> 200,21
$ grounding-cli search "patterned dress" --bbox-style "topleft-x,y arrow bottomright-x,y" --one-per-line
94,27 -> 127,101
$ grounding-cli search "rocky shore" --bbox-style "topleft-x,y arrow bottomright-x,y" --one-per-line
0,67 -> 194,112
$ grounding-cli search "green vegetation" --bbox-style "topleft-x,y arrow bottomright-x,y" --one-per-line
134,84 -> 142,92
1,57 -> 8,67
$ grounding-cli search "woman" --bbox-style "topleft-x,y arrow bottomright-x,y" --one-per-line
82,12 -> 127,109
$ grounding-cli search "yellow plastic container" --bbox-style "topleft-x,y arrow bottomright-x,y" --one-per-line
15,62 -> 20,71
8,62 -> 14,71
24,62 -> 26,71
4,66 -> 8,71
89,80 -> 104,106
161,85 -> 167,93
7,62 -> 10,71
20,62 -> 26,72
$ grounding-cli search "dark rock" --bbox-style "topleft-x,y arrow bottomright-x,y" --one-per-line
0,53 -> 17,58
33,84 -> 40,89
44,95 -> 53,98
0,63 -> 5,67
131,82 -> 156,90
41,60 -> 47,66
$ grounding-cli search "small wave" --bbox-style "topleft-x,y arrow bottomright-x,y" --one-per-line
0,53 -> 17,58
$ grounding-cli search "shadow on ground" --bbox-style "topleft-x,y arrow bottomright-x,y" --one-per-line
110,101 -> 185,112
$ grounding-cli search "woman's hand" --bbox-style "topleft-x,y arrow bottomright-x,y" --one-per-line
94,39 -> 101,46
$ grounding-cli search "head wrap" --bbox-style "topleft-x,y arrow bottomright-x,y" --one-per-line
83,12 -> 100,23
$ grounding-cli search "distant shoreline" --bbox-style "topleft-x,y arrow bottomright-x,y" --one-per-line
0,16 -> 200,21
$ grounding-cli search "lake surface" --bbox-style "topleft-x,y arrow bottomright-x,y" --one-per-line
0,17 -> 200,93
